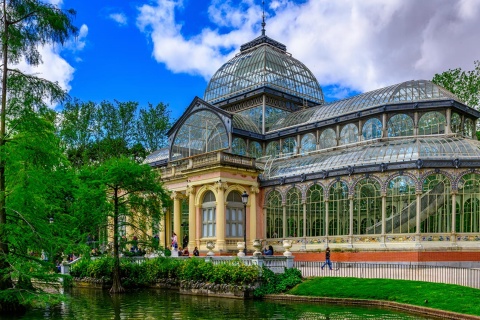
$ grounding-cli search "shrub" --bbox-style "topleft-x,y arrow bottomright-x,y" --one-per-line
254,267 -> 303,297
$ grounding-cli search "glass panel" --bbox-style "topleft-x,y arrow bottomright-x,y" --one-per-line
458,174 -> 480,233
172,110 -> 229,160
421,174 -> 451,233
464,119 -> 475,138
237,107 -> 263,133
329,181 -> 349,236
340,123 -> 359,145
418,111 -> 446,135
266,190 -> 282,238
362,118 -> 383,140
354,179 -> 381,235
286,188 -> 302,237
232,137 -> 247,156
387,114 -> 414,137
266,141 -> 280,157
319,128 -> 336,149
301,133 -> 316,154
386,176 -> 416,234
265,106 -> 290,133
249,141 -> 263,158
282,137 -> 297,154
451,113 -> 461,133
306,184 -> 324,236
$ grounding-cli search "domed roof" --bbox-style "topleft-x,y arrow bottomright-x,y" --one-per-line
204,35 -> 324,105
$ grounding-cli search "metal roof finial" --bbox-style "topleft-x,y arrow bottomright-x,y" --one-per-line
261,0 -> 266,36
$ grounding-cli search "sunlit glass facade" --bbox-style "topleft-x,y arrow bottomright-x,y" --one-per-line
148,31 -> 480,256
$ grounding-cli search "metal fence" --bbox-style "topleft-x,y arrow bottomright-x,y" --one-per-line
294,261 -> 480,289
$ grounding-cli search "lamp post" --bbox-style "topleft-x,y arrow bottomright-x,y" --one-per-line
241,191 -> 249,255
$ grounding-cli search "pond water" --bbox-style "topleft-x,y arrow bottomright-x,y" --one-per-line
10,288 -> 435,320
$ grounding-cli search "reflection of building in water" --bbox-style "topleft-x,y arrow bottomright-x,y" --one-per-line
144,26 -> 480,265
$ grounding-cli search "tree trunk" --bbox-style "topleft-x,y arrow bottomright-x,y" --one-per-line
110,187 -> 125,293
0,1 -> 16,312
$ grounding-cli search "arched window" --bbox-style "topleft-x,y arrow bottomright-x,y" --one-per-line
266,190 -> 282,238
457,174 -> 480,233
306,184 -> 324,237
226,191 -> 244,238
282,137 -> 297,154
266,141 -> 280,158
340,123 -> 358,145
464,118 -> 475,138
418,112 -> 446,135
300,133 -> 316,154
172,110 -> 229,160
319,128 -> 337,149
286,188 -> 302,237
232,137 -> 247,156
329,181 -> 349,236
451,113 -> 461,134
354,178 -> 381,235
386,176 -> 416,234
202,191 -> 216,238
362,118 -> 383,140
387,114 -> 414,137
421,174 -> 451,233
249,141 -> 263,158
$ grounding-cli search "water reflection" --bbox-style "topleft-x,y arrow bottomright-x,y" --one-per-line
11,288 -> 434,320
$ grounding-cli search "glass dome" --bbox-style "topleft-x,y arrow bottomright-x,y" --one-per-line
204,36 -> 324,105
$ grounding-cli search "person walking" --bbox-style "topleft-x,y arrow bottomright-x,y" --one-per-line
321,247 -> 333,270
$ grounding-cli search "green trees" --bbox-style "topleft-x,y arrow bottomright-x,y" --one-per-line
58,100 -> 171,167
432,61 -> 480,110
78,157 -> 169,293
0,0 -> 77,313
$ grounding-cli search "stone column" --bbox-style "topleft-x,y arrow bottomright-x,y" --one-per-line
446,108 -> 451,134
382,114 -> 387,138
414,112 -> 419,136
358,119 -> 363,141
250,185 -> 259,242
215,181 -> 228,251
186,185 -> 196,251
172,192 -> 183,243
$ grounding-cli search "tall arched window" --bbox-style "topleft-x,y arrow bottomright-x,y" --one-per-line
300,133 -> 316,154
249,141 -> 263,158
418,112 -> 446,135
319,128 -> 337,149
362,118 -> 383,141
306,184 -> 324,236
282,137 -> 297,154
226,191 -> 244,238
457,174 -> 480,233
172,110 -> 229,160
340,123 -> 358,145
387,114 -> 414,137
286,187 -> 302,237
266,190 -> 282,238
266,141 -> 280,158
231,137 -> 247,156
202,191 -> 216,238
329,181 -> 349,236
354,178 -> 381,234
386,176 -> 416,234
421,174 -> 451,233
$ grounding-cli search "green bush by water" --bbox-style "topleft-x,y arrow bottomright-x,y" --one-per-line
289,277 -> 480,316
254,267 -> 303,297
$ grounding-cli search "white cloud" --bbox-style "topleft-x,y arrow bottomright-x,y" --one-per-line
136,0 -> 480,98
109,13 -> 128,26
15,44 -> 75,92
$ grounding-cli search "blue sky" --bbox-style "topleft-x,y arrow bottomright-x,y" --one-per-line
43,0 -> 480,121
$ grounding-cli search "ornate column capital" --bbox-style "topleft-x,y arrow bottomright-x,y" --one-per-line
250,185 -> 260,194
171,191 -> 185,200
186,185 -> 196,196
215,181 -> 228,191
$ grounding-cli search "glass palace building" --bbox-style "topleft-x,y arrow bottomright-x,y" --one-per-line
145,33 -> 480,259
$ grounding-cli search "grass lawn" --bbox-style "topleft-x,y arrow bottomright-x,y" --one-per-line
288,277 -> 480,317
